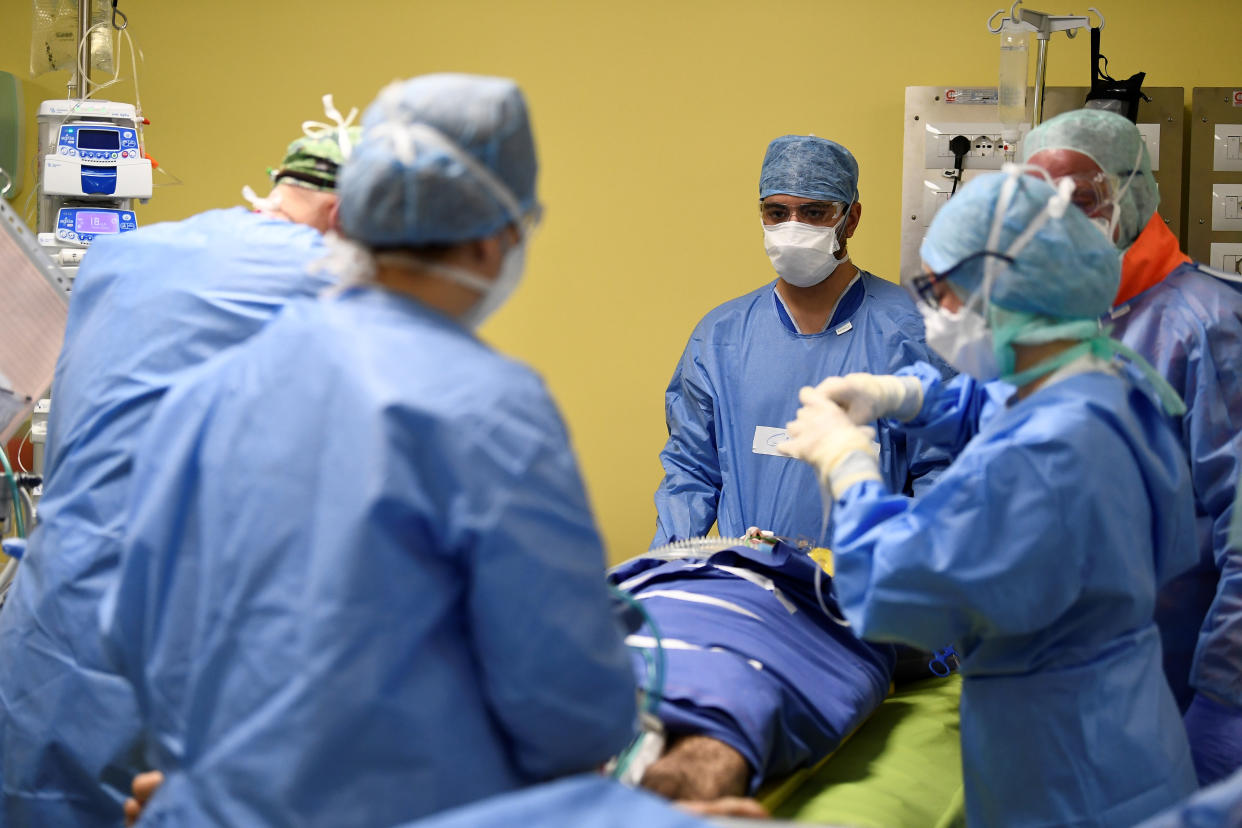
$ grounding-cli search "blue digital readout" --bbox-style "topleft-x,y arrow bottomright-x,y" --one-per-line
76,129 -> 121,150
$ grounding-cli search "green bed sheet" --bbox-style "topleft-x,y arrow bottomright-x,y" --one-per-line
760,675 -> 966,828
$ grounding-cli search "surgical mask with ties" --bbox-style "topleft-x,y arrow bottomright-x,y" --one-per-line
914,163 -> 1074,380
461,240 -> 526,328
375,237 -> 527,330
919,301 -> 999,380
367,116 -> 536,328
763,215 -> 850,288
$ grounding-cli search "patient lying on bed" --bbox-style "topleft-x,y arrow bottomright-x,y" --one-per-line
610,537 -> 896,801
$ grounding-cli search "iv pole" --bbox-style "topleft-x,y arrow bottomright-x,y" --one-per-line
988,2 -> 1104,128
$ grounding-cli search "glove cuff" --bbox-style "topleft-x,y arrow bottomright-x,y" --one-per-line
890,375 -> 926,422
828,449 -> 883,499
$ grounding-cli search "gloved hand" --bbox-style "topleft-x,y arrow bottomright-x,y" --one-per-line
1184,692 -> 1242,786
814,372 -> 925,425
778,386 -> 882,500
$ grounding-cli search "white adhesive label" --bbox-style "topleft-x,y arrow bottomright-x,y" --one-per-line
752,426 -> 790,456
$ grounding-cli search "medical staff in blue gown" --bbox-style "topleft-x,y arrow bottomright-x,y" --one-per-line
102,74 -> 637,826
1025,109 -> 1242,786
779,168 -> 1199,827
652,136 -> 950,549
0,123 -> 355,826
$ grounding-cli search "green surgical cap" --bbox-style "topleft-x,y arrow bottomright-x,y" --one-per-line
270,127 -> 362,192
1022,109 -> 1158,249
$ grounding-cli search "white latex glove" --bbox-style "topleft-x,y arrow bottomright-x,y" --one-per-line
778,386 -> 882,499
814,373 -> 924,425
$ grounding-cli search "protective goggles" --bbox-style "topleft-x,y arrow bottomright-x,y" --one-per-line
759,199 -> 847,226
1045,169 -> 1116,217
909,250 -> 1015,309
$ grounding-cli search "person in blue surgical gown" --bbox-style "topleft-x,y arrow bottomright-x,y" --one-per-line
1025,109 -> 1242,786
101,74 -> 637,826
652,135 -> 950,549
779,168 -> 1199,826
0,118 -> 356,827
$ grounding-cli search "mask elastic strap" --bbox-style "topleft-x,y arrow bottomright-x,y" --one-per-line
1004,176 -> 1072,262
1097,335 -> 1187,416
301,93 -> 358,160
241,184 -> 282,213
1108,140 -> 1145,236
372,251 -> 495,293
974,168 -> 1023,315
1003,332 -> 1186,416
834,201 -> 854,242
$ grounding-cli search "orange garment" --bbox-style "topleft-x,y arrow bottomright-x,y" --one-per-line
1116,212 -> 1192,305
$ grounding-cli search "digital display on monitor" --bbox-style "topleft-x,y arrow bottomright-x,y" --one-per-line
76,129 -> 120,150
75,212 -> 120,234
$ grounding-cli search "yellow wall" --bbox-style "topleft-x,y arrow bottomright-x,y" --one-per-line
2,0 -> 1239,562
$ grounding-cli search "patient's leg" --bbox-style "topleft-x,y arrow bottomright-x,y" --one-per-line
640,733 -> 751,800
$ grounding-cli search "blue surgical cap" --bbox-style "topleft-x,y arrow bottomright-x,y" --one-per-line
920,172 -> 1120,320
339,73 -> 538,248
1022,108 -> 1158,249
759,136 -> 858,204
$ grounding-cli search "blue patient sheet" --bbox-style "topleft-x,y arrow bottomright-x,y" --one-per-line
611,541 -> 895,790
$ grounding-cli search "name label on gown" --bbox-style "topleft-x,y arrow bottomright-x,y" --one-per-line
752,426 -> 790,456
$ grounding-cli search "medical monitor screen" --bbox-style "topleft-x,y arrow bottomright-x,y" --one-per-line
75,212 -> 120,234
76,129 -> 120,150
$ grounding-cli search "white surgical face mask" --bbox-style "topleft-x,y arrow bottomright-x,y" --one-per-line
461,240 -> 526,328
919,301 -> 999,380
763,218 -> 849,288
367,103 -> 537,327
375,236 -> 527,330
917,163 -> 1073,381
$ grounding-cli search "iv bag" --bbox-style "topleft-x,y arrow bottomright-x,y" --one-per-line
997,20 -> 1028,131
29,0 -> 114,79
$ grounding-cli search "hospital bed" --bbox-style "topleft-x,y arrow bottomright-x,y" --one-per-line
758,674 -> 965,827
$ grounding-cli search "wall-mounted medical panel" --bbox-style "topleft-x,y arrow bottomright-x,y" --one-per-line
1188,88 -> 1242,270
901,86 -> 1184,279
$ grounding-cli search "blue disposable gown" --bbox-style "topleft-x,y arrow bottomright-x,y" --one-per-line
101,288 -> 638,826
1136,767 -> 1242,827
0,208 -> 331,827
653,274 -> 949,548
830,361 -> 1199,827
610,542 -> 894,790
1107,263 -> 1242,712
396,775 -> 713,828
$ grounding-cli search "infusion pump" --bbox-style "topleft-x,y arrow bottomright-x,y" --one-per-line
36,100 -> 149,280
43,122 -> 149,199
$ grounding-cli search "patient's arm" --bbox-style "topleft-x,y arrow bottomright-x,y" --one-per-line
640,733 -> 752,801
